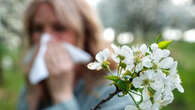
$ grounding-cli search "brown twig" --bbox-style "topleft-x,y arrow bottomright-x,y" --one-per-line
90,86 -> 121,110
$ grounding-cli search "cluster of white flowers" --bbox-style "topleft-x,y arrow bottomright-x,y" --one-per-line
87,42 -> 184,110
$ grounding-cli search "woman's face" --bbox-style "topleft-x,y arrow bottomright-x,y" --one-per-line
32,3 -> 77,45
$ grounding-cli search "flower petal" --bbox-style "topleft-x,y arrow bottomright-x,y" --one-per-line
96,48 -> 110,62
140,44 -> 148,55
135,63 -> 143,73
151,43 -> 159,51
111,44 -> 120,54
87,62 -> 101,70
159,57 -> 174,69
132,77 -> 142,88
112,54 -> 120,63
161,49 -> 170,58
142,57 -> 153,68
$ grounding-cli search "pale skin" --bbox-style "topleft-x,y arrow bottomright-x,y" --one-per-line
27,3 -> 77,110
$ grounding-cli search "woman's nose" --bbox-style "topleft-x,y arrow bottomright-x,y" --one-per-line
43,26 -> 56,38
44,26 -> 53,35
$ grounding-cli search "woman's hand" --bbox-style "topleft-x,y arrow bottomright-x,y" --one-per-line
26,83 -> 44,110
45,40 -> 75,104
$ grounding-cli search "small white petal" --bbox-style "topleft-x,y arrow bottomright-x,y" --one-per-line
161,90 -> 174,106
121,45 -> 131,52
152,103 -> 160,110
142,57 -> 153,68
135,63 -> 143,73
151,43 -> 159,51
111,44 -> 120,54
169,61 -> 178,75
112,54 -> 120,63
96,52 -> 105,62
140,99 -> 152,110
144,70 -> 155,80
87,62 -> 101,70
132,77 -> 142,88
126,64 -> 134,72
140,44 -> 148,55
176,83 -> 184,93
142,87 -> 151,100
159,57 -> 174,69
96,48 -> 110,62
151,49 -> 162,62
161,49 -> 170,58
102,48 -> 110,59
151,77 -> 164,92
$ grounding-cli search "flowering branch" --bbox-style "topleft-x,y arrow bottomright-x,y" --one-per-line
88,39 -> 184,110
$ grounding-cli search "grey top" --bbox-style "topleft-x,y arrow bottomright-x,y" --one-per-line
17,80 -> 133,110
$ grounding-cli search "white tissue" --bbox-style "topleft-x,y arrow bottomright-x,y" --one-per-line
28,34 -> 92,85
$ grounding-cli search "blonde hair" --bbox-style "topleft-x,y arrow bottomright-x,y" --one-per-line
24,0 -> 104,58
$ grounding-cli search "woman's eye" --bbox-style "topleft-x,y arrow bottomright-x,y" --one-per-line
53,24 -> 66,32
32,24 -> 43,33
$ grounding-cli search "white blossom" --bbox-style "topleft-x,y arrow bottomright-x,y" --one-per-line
87,48 -> 110,70
111,44 -> 134,65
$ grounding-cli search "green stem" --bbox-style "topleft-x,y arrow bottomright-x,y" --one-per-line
130,91 -> 141,96
130,91 -> 143,104
128,92 -> 141,110
106,65 -> 114,75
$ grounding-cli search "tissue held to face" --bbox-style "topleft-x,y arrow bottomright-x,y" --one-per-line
27,3 -> 76,107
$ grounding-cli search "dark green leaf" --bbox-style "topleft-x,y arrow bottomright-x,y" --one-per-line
104,75 -> 120,82
116,80 -> 130,92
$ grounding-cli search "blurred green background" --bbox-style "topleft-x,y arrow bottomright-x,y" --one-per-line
0,0 -> 195,110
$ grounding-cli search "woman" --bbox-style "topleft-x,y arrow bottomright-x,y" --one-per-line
18,0 -> 131,110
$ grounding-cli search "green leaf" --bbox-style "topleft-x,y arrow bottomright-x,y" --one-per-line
116,80 -> 130,92
158,40 -> 173,49
104,75 -> 120,82
102,61 -> 110,69
119,62 -> 127,69
118,55 -> 125,61
162,69 -> 170,75
148,87 -> 155,96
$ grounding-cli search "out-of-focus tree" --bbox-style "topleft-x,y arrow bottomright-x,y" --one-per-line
0,0 -> 29,84
98,0 -> 195,40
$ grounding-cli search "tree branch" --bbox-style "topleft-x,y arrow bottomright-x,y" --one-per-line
90,86 -> 121,110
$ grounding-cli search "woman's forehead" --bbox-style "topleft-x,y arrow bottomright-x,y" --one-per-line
33,3 -> 58,24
